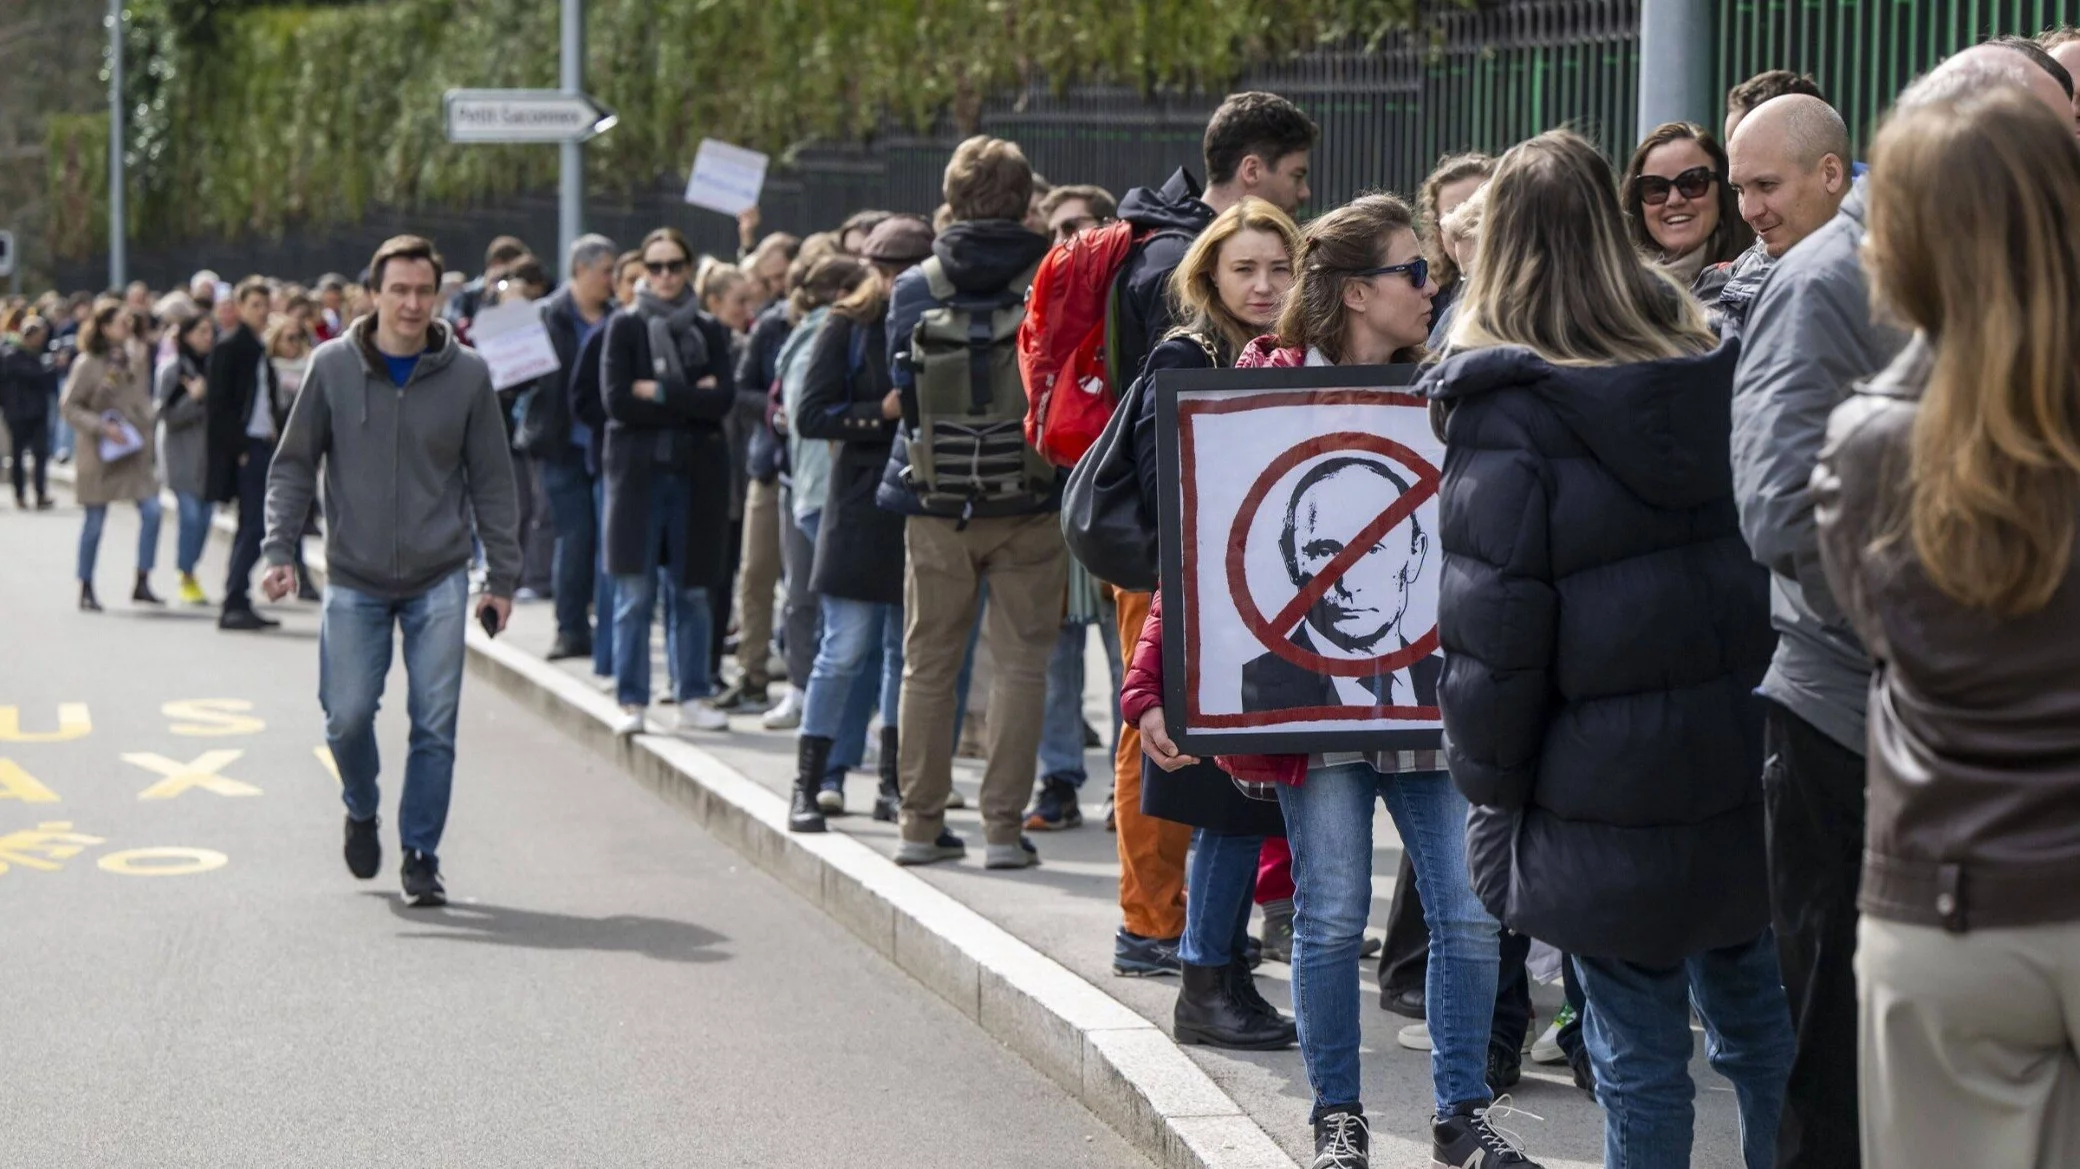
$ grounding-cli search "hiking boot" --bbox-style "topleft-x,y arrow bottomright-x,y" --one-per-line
343,814 -> 380,880
871,726 -> 901,823
1226,956 -> 1289,1030
1023,775 -> 1083,831
1311,1108 -> 1369,1169
790,735 -> 832,833
1432,1100 -> 1545,1168
400,849 -> 446,908
893,829 -> 966,866
710,678 -> 769,712
1112,928 -> 1181,978
984,836 -> 1040,870
546,632 -> 592,661
1260,897 -> 1295,964
1174,961 -> 1296,1050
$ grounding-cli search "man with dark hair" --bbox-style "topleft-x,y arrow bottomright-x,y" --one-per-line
1724,69 -> 1827,140
1037,184 -> 1118,244
207,275 -> 288,630
443,234 -> 532,327
1103,87 -> 1317,978
262,232 -> 519,908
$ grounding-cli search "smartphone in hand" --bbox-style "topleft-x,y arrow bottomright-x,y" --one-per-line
479,605 -> 501,639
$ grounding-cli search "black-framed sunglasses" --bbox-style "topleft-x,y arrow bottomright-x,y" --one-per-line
1634,166 -> 1717,206
644,259 -> 690,276
1349,257 -> 1428,288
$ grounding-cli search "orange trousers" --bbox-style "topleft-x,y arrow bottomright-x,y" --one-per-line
1113,589 -> 1193,939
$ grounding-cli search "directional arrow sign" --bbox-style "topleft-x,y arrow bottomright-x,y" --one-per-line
443,89 -> 618,144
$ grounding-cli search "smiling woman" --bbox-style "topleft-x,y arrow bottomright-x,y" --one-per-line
1620,122 -> 1753,292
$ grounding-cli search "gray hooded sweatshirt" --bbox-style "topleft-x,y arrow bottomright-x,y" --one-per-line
262,315 -> 520,598
1730,178 -> 1909,753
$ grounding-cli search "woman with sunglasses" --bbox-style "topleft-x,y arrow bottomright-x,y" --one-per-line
599,227 -> 740,736
1221,194 -> 1541,1169
1620,123 -> 1753,298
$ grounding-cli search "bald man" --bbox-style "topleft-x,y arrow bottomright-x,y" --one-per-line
1728,95 -> 1852,259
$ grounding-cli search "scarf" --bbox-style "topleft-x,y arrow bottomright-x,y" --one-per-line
1657,244 -> 1712,290
633,282 -> 709,396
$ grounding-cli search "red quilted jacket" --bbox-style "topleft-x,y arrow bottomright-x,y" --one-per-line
1119,591 -> 1310,788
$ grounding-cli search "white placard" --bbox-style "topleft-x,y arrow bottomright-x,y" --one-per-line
683,139 -> 769,216
470,298 -> 561,391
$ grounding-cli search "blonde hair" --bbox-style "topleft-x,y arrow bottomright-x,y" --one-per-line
1418,153 -> 1494,291
1274,193 -> 1426,365
1448,129 -> 1714,366
1165,197 -> 1301,360
943,135 -> 1033,223
264,317 -> 310,359
1866,88 -> 2080,615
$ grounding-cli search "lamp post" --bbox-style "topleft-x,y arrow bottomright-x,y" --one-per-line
107,0 -> 126,290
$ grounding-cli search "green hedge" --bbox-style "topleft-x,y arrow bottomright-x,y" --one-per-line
49,0 -> 1428,258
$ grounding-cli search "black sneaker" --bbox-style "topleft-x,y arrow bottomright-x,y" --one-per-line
1023,775 -> 1084,831
1112,928 -> 1182,978
1432,1101 -> 1544,1168
400,849 -> 446,907
1487,1043 -> 1523,1094
219,606 -> 279,631
546,632 -> 592,661
1311,1108 -> 1369,1169
1568,1051 -> 1598,1098
343,814 -> 381,879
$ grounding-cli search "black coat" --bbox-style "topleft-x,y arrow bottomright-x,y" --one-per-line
1112,169 -> 1216,388
0,344 -> 54,425
204,323 -> 281,502
1423,340 -> 1774,968
798,311 -> 906,605
598,307 -> 737,588
738,302 -> 792,484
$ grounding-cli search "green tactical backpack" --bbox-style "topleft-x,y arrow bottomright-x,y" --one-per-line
902,256 -> 1055,523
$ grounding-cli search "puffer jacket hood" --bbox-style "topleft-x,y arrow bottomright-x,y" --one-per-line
1116,168 -> 1216,236
1427,340 -> 1742,512
930,220 -> 1052,295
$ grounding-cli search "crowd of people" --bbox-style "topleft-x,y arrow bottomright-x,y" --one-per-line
6,26 -> 2080,1169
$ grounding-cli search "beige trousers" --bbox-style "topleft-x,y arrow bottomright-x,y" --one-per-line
733,477 -> 783,687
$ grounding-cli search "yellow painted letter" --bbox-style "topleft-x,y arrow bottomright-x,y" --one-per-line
0,703 -> 92,743
123,751 -> 263,800
98,847 -> 229,876
163,699 -> 265,737
0,759 -> 59,803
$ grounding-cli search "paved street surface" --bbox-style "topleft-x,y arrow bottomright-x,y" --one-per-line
506,582 -> 1749,1169
0,498 -> 1150,1169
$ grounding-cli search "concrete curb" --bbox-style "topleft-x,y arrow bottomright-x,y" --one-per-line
53,463 -> 1299,1169
462,632 -> 1299,1169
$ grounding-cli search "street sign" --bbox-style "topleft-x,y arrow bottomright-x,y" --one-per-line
0,230 -> 15,279
443,89 -> 617,144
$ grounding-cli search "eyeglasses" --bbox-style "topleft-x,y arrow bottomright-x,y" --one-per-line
644,259 -> 690,276
1634,166 -> 1717,206
1051,216 -> 1102,243
1348,257 -> 1429,288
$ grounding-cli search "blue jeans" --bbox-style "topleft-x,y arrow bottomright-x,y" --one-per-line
78,496 -> 161,582
1278,763 -> 1499,1119
591,477 -> 616,678
320,567 -> 469,856
610,473 -> 714,706
539,450 -> 596,643
1574,933 -> 1795,1169
802,596 -> 903,742
1180,829 -> 1264,966
173,491 -> 211,576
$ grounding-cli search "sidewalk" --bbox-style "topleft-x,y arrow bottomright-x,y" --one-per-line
492,597 -> 1747,1169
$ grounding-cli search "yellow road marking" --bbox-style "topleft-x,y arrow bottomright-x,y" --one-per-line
0,822 -> 106,874
163,699 -> 265,737
123,750 -> 263,800
0,703 -> 92,743
0,759 -> 60,803
97,847 -> 229,876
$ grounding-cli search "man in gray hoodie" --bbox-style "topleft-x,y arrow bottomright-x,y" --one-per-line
1732,42 -> 2072,1169
261,233 -> 520,908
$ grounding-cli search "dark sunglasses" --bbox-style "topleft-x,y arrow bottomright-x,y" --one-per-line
1349,257 -> 1429,288
1634,166 -> 1717,206
644,259 -> 691,276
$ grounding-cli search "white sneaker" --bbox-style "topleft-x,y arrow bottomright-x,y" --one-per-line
611,705 -> 646,737
675,703 -> 729,733
761,686 -> 804,730
1531,1002 -> 1574,1064
1397,1021 -> 1432,1051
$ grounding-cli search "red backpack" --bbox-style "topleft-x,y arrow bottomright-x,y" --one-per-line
1018,220 -> 1181,468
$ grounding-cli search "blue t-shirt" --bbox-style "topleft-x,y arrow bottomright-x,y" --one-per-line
382,351 -> 422,387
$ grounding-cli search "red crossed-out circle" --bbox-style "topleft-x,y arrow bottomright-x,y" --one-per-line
1225,431 -> 1441,678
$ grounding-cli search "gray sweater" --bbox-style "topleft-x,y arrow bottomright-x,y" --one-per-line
262,316 -> 520,598
1730,179 -> 1909,753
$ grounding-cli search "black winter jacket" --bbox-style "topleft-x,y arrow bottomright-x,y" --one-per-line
738,301 -> 792,484
598,308 -> 737,586
204,322 -> 282,503
799,312 -> 904,604
1112,169 -> 1217,387
0,343 -> 55,425
1424,340 -> 1774,967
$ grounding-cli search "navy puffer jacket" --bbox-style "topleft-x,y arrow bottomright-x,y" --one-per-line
1422,339 -> 1774,967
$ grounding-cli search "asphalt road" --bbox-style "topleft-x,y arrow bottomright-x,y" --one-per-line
0,496 -> 1150,1169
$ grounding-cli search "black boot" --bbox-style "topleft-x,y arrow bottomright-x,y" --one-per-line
132,571 -> 163,606
1173,961 -> 1296,1050
79,581 -> 102,612
1226,957 -> 1297,1043
872,725 -> 901,823
790,735 -> 832,833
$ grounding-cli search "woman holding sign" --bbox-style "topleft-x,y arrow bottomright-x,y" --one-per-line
1424,129 -> 1790,1169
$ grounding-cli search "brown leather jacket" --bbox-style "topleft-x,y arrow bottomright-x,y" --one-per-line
1814,335 -> 2080,932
